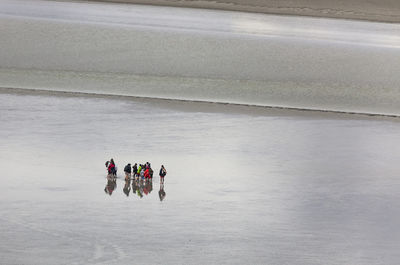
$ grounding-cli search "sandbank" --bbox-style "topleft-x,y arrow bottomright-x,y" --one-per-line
2,87 -> 399,122
83,0 -> 400,23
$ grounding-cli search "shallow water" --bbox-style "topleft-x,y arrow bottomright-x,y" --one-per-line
0,91 -> 400,264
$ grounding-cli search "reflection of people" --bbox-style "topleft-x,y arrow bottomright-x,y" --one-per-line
159,165 -> 167,184
123,177 -> 131,196
159,183 -> 166,201
148,180 -> 153,194
138,178 -> 145,198
143,179 -> 153,195
132,178 -> 138,195
104,175 -> 117,195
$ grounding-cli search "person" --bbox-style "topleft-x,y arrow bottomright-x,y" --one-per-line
132,163 -> 138,178
159,165 -> 167,184
144,167 -> 150,180
108,158 -> 117,177
148,167 -> 154,180
137,164 -> 142,177
124,163 -> 132,180
105,160 -> 110,174
140,167 -> 145,180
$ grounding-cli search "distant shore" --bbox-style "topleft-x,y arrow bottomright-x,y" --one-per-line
83,0 -> 400,23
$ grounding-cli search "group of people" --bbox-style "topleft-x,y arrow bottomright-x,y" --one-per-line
105,158 -> 167,183
104,158 -> 167,201
123,162 -> 167,183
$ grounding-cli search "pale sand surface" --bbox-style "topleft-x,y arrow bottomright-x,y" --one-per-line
3,87 -> 400,121
2,1 -> 400,116
1,89 -> 400,264
83,0 -> 400,23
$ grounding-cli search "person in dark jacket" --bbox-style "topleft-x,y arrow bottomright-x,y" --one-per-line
159,165 -> 167,184
132,163 -> 138,178
105,160 -> 110,174
124,163 -> 131,180
149,167 -> 154,180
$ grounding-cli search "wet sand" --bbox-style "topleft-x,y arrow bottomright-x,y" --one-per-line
1,1 -> 400,263
1,90 -> 400,264
85,0 -> 400,23
2,0 -> 400,116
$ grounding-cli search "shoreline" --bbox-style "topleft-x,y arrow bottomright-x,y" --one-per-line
2,86 -> 399,121
77,0 -> 400,24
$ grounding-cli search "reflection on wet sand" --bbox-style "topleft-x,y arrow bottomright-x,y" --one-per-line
131,178 -> 141,198
159,183 -> 166,201
123,177 -> 131,196
133,178 -> 154,198
143,179 -> 153,196
104,173 -> 165,200
104,174 -> 117,195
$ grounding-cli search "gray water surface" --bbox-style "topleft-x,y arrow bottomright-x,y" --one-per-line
0,91 -> 400,264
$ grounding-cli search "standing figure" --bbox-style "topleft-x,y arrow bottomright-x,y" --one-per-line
124,163 -> 132,180
132,163 -> 138,179
149,167 -> 154,180
159,165 -> 167,184
108,158 -> 117,177
140,167 -> 145,180
105,160 -> 110,175
144,167 -> 150,180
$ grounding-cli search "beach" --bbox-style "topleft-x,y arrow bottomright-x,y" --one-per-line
1,89 -> 400,264
1,0 -> 400,264
88,0 -> 400,23
1,0 -> 400,116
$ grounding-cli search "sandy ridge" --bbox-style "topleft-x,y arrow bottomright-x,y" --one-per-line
82,0 -> 400,23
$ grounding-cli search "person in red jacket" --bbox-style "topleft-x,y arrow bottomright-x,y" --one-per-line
108,158 -> 116,177
144,168 -> 150,180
